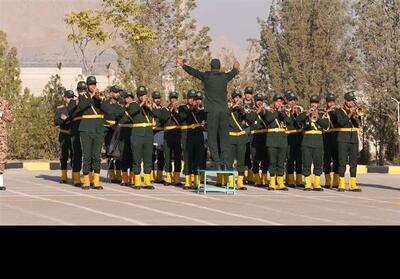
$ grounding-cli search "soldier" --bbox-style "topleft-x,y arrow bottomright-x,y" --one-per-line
0,96 -> 13,191
227,89 -> 248,190
265,94 -> 290,191
127,86 -> 161,190
151,91 -> 165,184
323,93 -> 340,189
335,91 -> 362,192
178,58 -> 240,170
243,86 -> 255,185
296,95 -> 330,191
285,91 -> 304,188
54,90 -> 74,184
102,85 -> 124,184
246,93 -> 269,187
160,92 -> 183,186
78,76 -> 106,190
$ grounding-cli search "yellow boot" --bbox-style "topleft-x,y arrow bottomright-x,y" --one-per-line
221,174 -> 227,186
72,172 -> 82,187
247,170 -> 255,184
200,172 -> 205,184
115,170 -> 122,183
156,170 -> 164,183
130,172 -> 135,186
150,170 -> 155,182
143,174 -> 154,189
262,173 -> 269,186
313,175 -> 323,191
287,173 -> 295,187
237,176 -> 247,190
191,174 -> 195,186
82,175 -> 90,190
184,175 -> 192,190
338,177 -> 346,192
296,174 -> 304,188
304,176 -> 312,191
277,176 -> 288,191
269,176 -> 276,190
89,172 -> 94,187
332,174 -> 340,189
121,172 -> 130,186
192,175 -> 200,190
108,169 -> 116,182
216,173 -> 222,186
228,175 -> 234,189
255,173 -> 262,187
133,175 -> 142,190
165,172 -> 173,186
324,173 -> 332,189
173,172 -> 182,186
60,170 -> 68,184
349,177 -> 361,192
93,173 -> 103,190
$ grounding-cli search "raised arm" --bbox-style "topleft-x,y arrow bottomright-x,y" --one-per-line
226,60 -> 240,81
178,59 -> 206,81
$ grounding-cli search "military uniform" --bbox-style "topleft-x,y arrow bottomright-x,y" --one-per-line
227,89 -> 248,190
335,91 -> 361,192
296,95 -> 330,191
265,94 -> 290,190
284,91 -> 304,188
0,96 -> 13,191
160,92 -> 183,186
54,90 -> 74,184
182,60 -> 239,169
246,93 -> 269,187
322,93 -> 340,189
78,76 -> 106,190
243,86 -> 255,184
151,91 -> 165,184
127,86 -> 161,189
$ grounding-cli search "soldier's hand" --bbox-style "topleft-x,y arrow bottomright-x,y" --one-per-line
177,58 -> 185,67
60,113 -> 68,121
233,60 -> 240,70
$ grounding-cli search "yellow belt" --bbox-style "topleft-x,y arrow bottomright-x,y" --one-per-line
132,123 -> 153,128
73,115 -> 104,121
251,128 -> 286,135
327,128 -> 360,133
304,130 -> 323,135
229,131 -> 246,136
59,129 -> 70,135
153,127 -> 164,131
119,124 -> 134,128
286,129 -> 303,135
164,125 -> 181,131
180,123 -> 204,130
105,120 -> 116,125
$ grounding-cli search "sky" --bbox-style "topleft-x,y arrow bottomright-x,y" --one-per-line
0,0 -> 272,67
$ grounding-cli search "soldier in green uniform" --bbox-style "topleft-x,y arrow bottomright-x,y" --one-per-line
160,91 -> 183,186
102,85 -> 124,184
335,91 -> 362,192
323,93 -> 340,189
265,94 -> 290,191
227,89 -> 248,190
296,95 -> 330,191
78,76 -> 106,190
178,58 -> 240,170
151,91 -> 165,184
54,90 -> 74,183
285,91 -> 304,188
127,86 -> 161,190
246,93 -> 269,187
243,86 -> 255,185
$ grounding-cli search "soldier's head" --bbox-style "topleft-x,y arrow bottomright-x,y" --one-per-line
272,94 -> 284,109
186,89 -> 197,106
63,90 -> 75,104
77,81 -> 87,94
123,91 -> 135,105
231,89 -> 242,104
169,91 -> 179,106
210,58 -> 221,72
344,91 -> 356,108
195,91 -> 204,106
254,93 -> 265,108
310,95 -> 321,109
86,76 -> 97,93
285,90 -> 298,106
110,85 -> 123,100
136,86 -> 148,102
152,91 -> 162,106
325,93 -> 336,108
244,86 -> 254,102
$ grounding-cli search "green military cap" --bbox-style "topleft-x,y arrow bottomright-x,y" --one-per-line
136,86 -> 148,96
64,90 -> 75,98
254,93 -> 265,102
272,94 -> 284,101
86,76 -> 97,85
110,85 -> 123,93
231,89 -> 242,99
344,91 -> 356,101
325,93 -> 336,102
122,91 -> 134,98
195,91 -> 204,100
169,91 -> 179,99
310,95 -> 321,103
186,89 -> 197,99
77,81 -> 87,91
244,86 -> 254,94
152,91 -> 161,99
285,90 -> 298,101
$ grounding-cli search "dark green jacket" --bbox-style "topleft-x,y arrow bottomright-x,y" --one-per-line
322,109 -> 339,145
245,111 -> 268,144
286,114 -> 303,146
182,64 -> 239,113
78,94 -> 105,134
296,112 -> 330,148
152,105 -> 164,134
67,100 -> 82,136
179,106 -> 206,138
102,99 -> 124,127
127,102 -> 161,138
228,107 -> 248,144
265,111 -> 289,148
335,108 -> 360,144
54,104 -> 71,139
160,107 -> 182,142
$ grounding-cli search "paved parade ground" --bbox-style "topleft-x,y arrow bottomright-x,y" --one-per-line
0,169 -> 399,225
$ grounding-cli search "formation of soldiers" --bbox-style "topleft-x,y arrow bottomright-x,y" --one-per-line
52,59 -> 364,192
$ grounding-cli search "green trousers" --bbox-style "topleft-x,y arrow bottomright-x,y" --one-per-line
251,137 -> 268,174
164,138 -> 182,173
267,146 -> 287,177
71,134 -> 82,172
131,136 -> 153,175
59,134 -> 72,170
207,111 -> 229,167
338,142 -> 358,177
104,127 -> 120,171
323,141 -> 338,175
119,129 -> 132,172
227,142 -> 246,175
287,144 -> 302,175
80,131 -> 103,175
302,145 -> 323,177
